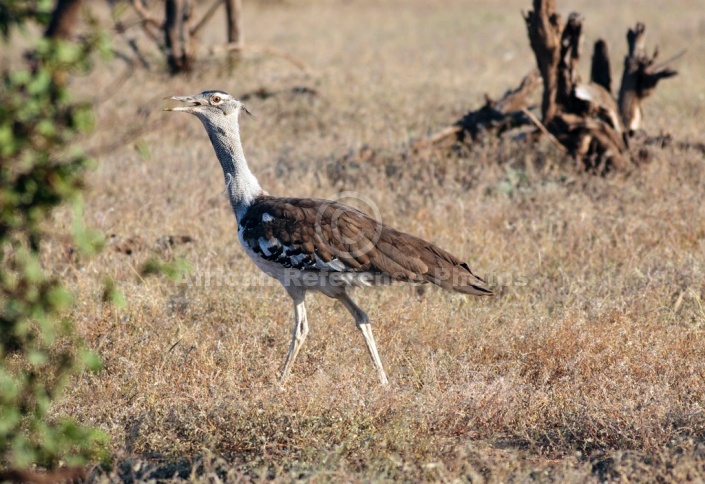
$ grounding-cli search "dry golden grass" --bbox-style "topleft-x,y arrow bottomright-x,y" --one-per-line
36,0 -> 705,480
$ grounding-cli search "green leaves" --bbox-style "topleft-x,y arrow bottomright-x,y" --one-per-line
0,1 -> 53,40
78,347 -> 103,373
71,196 -> 104,255
0,4 -> 110,471
140,256 -> 191,281
101,277 -> 126,309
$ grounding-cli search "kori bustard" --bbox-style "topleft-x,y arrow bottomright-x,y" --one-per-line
165,90 -> 492,385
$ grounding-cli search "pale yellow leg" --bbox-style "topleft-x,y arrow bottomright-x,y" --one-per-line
279,290 -> 309,383
338,292 -> 389,385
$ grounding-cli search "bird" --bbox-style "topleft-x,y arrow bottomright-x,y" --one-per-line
164,90 -> 492,385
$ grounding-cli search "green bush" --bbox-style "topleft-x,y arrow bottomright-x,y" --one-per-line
0,2 -> 110,469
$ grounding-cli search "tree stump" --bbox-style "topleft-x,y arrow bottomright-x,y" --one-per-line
524,0 -> 629,171
406,0 -> 680,173
522,0 -> 681,172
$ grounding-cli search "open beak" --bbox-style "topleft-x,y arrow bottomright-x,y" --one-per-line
163,95 -> 202,112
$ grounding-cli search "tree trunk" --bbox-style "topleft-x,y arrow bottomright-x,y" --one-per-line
225,0 -> 244,46
44,0 -> 83,40
181,0 -> 194,69
164,0 -> 194,73
164,0 -> 180,72
224,0 -> 244,64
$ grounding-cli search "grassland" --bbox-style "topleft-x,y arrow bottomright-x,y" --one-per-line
33,0 -> 705,480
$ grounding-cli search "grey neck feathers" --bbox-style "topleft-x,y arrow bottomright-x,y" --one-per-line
197,110 -> 263,223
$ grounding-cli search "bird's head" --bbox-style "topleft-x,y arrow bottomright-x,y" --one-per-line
164,90 -> 254,119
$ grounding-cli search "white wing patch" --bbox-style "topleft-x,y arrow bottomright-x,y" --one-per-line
258,236 -> 281,256
262,213 -> 275,223
288,252 -> 308,266
315,257 -> 347,272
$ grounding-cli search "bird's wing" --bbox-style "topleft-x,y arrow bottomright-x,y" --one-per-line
240,197 -> 492,296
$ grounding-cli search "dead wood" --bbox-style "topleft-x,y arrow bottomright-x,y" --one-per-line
523,0 -> 632,170
121,0 -> 227,74
119,0 -> 308,77
413,70 -> 541,150
557,12 -> 583,110
455,70 -> 541,141
591,39 -> 612,93
524,3 -> 582,121
129,0 -> 163,46
224,0 -> 244,59
520,106 -> 567,153
618,23 -> 678,134
523,0 -> 563,122
522,1 -> 680,171
574,83 -> 624,138
164,0 -> 194,73
190,0 -> 224,37
494,70 -> 543,113
549,113 -> 628,172
118,0 -> 301,77
422,0 -> 682,174
130,0 -> 162,29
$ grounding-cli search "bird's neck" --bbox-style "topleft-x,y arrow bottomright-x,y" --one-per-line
202,115 -> 264,223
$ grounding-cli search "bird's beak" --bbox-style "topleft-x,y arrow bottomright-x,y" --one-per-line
163,95 -> 202,112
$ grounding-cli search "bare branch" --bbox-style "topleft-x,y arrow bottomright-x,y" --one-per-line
128,0 -> 164,49
618,22 -> 679,133
131,0 -> 162,29
190,0 -> 224,37
521,107 -> 568,153
224,0 -> 244,45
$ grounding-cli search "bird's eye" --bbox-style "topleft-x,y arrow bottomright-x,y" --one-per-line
211,95 -> 222,104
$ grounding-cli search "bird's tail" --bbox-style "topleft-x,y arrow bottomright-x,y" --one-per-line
420,245 -> 493,296
425,263 -> 493,296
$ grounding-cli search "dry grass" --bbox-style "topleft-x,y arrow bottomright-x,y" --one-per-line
33,0 -> 705,480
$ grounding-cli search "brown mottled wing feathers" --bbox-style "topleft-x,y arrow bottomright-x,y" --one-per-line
240,197 -> 492,296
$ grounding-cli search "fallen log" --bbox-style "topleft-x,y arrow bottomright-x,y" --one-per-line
414,70 -> 541,150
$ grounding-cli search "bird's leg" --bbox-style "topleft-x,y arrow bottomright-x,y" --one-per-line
337,292 -> 389,385
279,288 -> 309,383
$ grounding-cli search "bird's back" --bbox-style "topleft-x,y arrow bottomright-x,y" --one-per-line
238,196 -> 492,296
